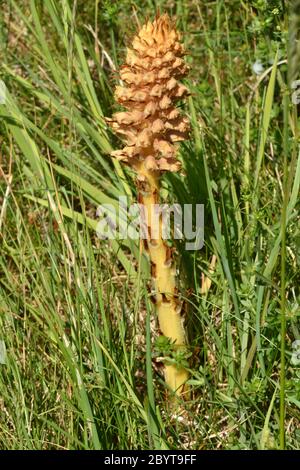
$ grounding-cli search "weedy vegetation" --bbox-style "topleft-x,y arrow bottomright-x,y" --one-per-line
0,0 -> 299,450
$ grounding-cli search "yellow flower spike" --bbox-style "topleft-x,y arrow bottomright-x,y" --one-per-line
107,13 -> 190,399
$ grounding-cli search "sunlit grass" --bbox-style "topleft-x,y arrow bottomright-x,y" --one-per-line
0,0 -> 299,450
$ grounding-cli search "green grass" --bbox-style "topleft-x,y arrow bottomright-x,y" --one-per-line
0,0 -> 299,450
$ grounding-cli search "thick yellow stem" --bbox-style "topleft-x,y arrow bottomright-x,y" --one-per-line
137,164 -> 189,396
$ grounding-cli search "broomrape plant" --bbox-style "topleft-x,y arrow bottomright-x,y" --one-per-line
107,13 -> 190,397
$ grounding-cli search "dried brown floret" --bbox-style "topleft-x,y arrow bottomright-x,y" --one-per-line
107,13 -> 189,172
